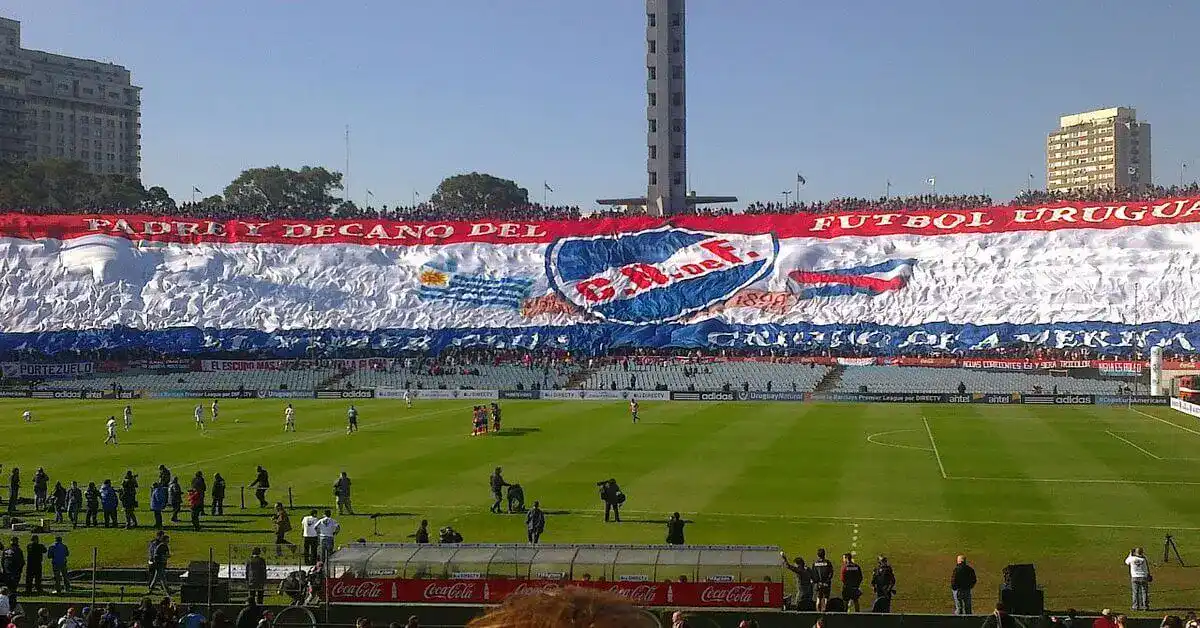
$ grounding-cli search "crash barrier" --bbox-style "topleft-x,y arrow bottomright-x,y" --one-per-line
325,543 -> 784,609
3,388 -> 1171,405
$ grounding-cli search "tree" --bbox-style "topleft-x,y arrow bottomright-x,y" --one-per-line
0,158 -> 148,209
223,165 -> 343,211
430,172 -> 528,214
141,186 -> 177,212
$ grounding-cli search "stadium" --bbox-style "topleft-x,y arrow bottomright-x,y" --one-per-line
3,2 -> 1200,628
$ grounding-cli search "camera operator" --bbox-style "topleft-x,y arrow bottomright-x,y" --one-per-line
596,479 -> 623,523
1125,547 -> 1150,611
439,526 -> 463,544
666,512 -> 686,545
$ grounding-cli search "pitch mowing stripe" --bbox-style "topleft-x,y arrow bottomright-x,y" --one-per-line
946,475 -> 1200,486
356,504 -> 1200,532
175,404 -> 477,468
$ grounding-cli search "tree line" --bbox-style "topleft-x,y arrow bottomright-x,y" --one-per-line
0,157 -> 530,215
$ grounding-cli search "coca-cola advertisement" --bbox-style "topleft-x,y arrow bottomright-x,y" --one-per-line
326,577 -> 783,609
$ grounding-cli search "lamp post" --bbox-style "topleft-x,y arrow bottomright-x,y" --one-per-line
781,190 -> 792,207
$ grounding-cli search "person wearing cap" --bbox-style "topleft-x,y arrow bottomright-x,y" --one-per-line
1093,609 -> 1118,628
1125,547 -> 1151,611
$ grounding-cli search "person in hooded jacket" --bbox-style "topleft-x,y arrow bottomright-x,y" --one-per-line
168,478 -> 183,523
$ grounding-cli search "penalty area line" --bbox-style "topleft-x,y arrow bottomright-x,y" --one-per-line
1105,430 -> 1162,460
1130,407 -> 1200,438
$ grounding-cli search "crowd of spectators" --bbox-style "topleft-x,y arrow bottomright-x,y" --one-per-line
7,184 -> 1199,224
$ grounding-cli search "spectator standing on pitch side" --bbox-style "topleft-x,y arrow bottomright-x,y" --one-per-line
1125,548 -> 1151,611
245,548 -> 267,605
47,536 -> 69,595
212,473 -> 227,516
315,510 -> 340,563
149,482 -> 167,530
272,503 -> 293,556
525,502 -> 545,544
24,535 -> 45,596
665,512 -> 686,545
334,473 -> 352,515
168,477 -> 182,523
250,467 -> 270,508
300,510 -> 319,565
952,554 -> 977,615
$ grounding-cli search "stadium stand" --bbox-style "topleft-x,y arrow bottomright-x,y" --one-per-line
579,362 -> 832,392
35,369 -> 341,391
341,364 -> 578,391
832,365 -> 1132,395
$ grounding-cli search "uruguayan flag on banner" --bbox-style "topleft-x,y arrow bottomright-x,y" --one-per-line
416,265 -> 533,309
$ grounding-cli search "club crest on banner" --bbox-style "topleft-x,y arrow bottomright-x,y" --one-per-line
546,226 -> 778,324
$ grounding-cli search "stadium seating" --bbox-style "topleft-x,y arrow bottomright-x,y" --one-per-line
832,366 -> 1130,395
578,362 -> 831,392
37,369 -> 341,391
340,364 -> 578,391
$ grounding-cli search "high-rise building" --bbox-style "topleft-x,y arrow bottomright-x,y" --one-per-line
0,17 -> 141,178
645,0 -> 687,214
1046,107 -> 1150,194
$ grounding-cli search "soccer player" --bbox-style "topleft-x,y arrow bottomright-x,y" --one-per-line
21,409 -> 32,423
104,416 -> 118,445
284,404 -> 296,432
403,390 -> 413,409
629,398 -> 639,424
346,405 -> 358,434
123,405 -> 133,431
194,404 -> 205,431
210,399 -> 219,422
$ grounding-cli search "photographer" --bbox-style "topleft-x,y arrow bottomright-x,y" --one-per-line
666,512 -> 686,545
1125,547 -> 1150,611
596,479 -> 623,523
438,526 -> 463,544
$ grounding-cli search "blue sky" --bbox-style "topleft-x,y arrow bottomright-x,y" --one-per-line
6,1 -> 1199,208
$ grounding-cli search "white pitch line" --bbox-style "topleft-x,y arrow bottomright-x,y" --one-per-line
1131,407 -> 1200,437
865,429 -> 933,452
947,475 -> 1200,486
922,416 -> 948,478
176,404 -> 475,468
356,504 -> 1200,532
1105,430 -> 1162,460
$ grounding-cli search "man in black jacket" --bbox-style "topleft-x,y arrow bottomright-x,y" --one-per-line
24,534 -> 46,595
952,554 -> 977,615
810,548 -> 834,612
870,556 -> 897,613
488,467 -> 508,514
211,474 -> 226,516
780,552 -> 814,609
525,502 -> 545,544
596,479 -> 622,522
250,466 -> 270,508
665,512 -> 686,545
840,552 -> 864,613
191,472 -> 207,515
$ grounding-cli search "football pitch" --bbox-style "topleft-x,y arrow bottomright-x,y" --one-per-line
3,397 -> 1200,613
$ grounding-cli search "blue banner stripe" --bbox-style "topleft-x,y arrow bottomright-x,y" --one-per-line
416,288 -> 523,308
812,258 -> 917,277
447,276 -> 533,289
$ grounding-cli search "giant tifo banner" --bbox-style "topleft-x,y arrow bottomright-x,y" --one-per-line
2,198 -> 1200,355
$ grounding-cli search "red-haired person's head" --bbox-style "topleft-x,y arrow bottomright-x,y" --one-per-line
467,588 -> 656,628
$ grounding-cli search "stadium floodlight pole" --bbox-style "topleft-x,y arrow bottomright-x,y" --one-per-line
781,190 -> 792,206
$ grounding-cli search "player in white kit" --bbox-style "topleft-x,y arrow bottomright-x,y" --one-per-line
104,416 -> 118,445
21,409 -> 32,423
210,399 -> 219,422
404,390 -> 413,409
629,398 -> 639,424
284,404 -> 296,432
194,403 -> 206,431
123,405 -> 133,430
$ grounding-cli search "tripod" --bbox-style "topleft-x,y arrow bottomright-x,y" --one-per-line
1164,534 -> 1185,566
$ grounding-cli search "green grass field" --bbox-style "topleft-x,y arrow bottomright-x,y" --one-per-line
2,398 -> 1200,613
